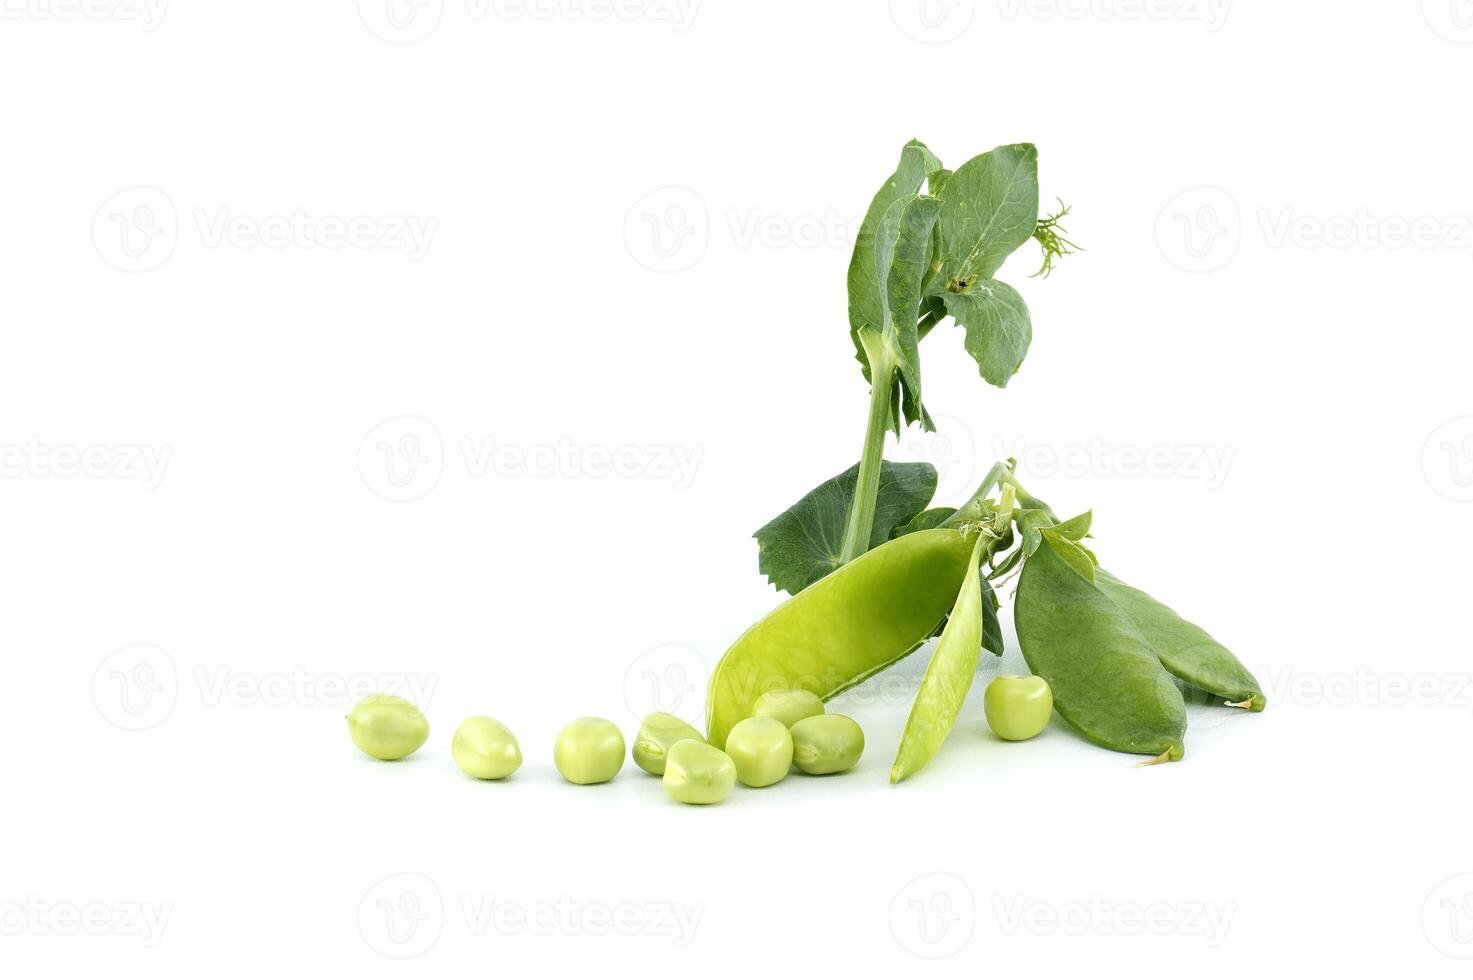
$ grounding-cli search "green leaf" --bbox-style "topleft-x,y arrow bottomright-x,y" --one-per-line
755,461 -> 938,595
932,143 -> 1040,289
875,195 -> 942,431
980,575 -> 1004,656
891,506 -> 954,538
942,279 -> 1033,388
848,140 -> 940,369
1049,509 -> 1092,542
1040,528 -> 1096,583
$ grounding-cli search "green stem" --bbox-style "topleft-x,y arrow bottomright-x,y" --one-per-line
838,335 -> 895,566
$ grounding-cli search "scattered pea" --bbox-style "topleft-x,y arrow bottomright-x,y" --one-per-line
554,717 -> 625,785
983,675 -> 1053,742
347,693 -> 429,761
751,689 -> 824,729
790,714 -> 864,775
451,716 -> 522,779
662,739 -> 736,805
632,712 -> 704,775
724,716 -> 793,787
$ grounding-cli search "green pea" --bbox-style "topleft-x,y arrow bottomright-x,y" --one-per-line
1015,538 -> 1186,762
706,528 -> 977,749
451,716 -> 522,779
790,714 -> 864,775
554,717 -> 625,784
346,693 -> 429,761
751,689 -> 824,730
632,712 -> 704,775
724,716 -> 793,787
662,739 -> 736,805
983,675 -> 1053,741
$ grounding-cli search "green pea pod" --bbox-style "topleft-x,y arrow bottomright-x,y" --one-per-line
890,533 -> 990,783
706,527 -> 976,750
1015,538 -> 1186,763
1094,571 -> 1266,711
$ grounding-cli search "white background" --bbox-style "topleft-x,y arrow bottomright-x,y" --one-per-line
3,0 -> 1472,974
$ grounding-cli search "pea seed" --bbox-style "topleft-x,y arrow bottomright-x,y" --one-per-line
452,716 -> 522,779
790,714 -> 863,775
662,739 -> 736,805
632,712 -> 704,775
751,689 -> 824,729
554,717 -> 625,785
983,675 -> 1053,742
346,693 -> 429,761
724,716 -> 793,787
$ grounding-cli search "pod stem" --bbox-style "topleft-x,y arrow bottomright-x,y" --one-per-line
1136,745 -> 1184,767
1225,695 -> 1267,712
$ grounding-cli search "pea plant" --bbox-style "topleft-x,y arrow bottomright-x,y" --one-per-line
708,140 -> 1263,780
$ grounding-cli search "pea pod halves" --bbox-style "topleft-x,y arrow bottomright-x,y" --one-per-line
706,527 -> 976,750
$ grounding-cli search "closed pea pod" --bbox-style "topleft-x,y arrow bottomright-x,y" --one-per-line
1093,571 -> 1265,711
346,694 -> 429,761
1014,536 -> 1186,763
706,527 -> 976,749
791,714 -> 865,775
632,712 -> 704,775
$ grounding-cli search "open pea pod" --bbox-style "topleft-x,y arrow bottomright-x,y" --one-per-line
889,533 -> 991,783
1015,537 -> 1187,762
706,527 -> 977,750
1094,571 -> 1266,711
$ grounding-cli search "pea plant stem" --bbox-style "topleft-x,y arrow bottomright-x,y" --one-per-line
838,339 -> 897,566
